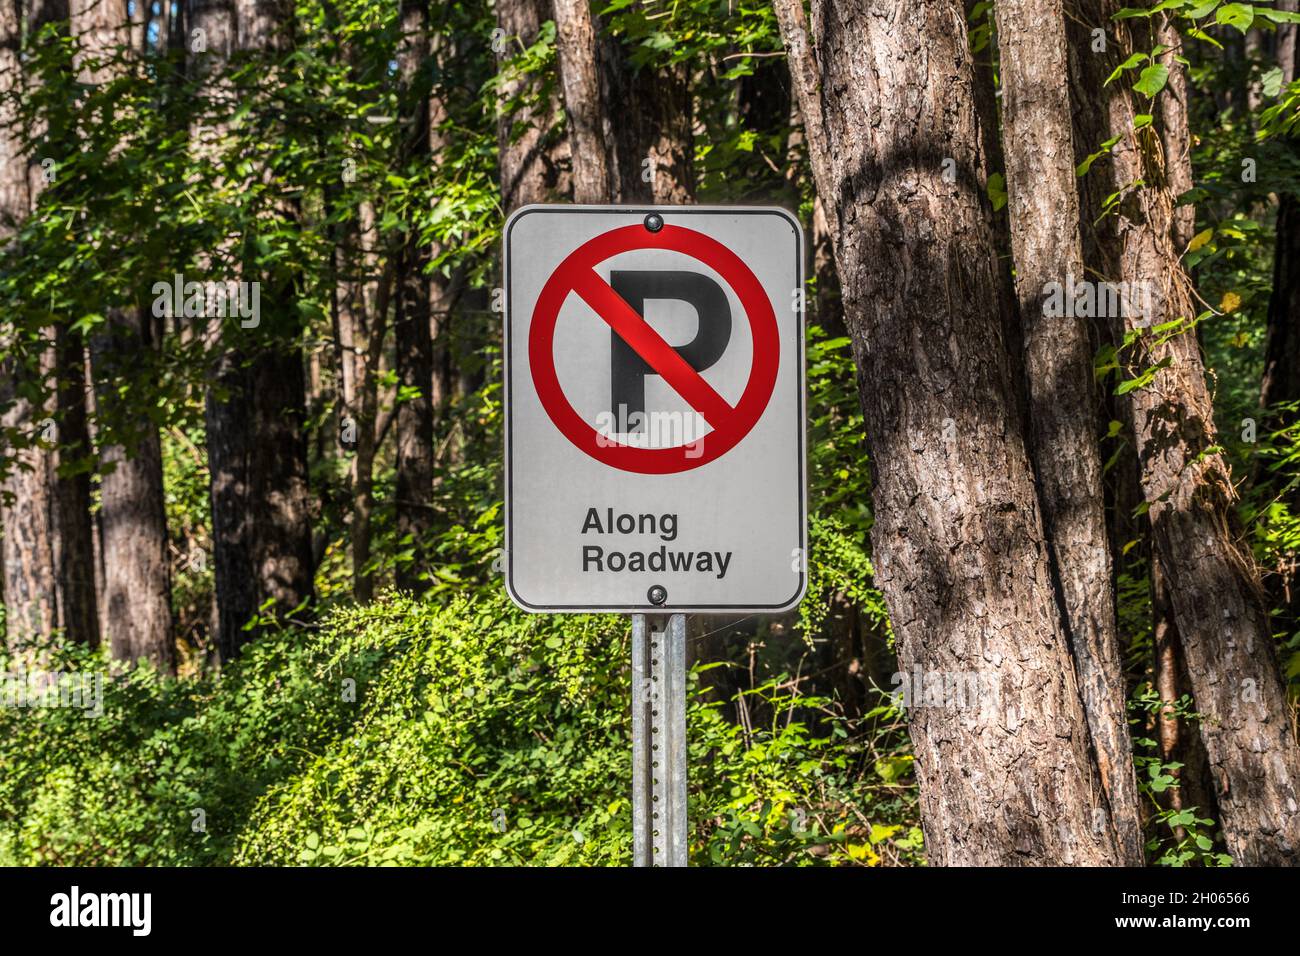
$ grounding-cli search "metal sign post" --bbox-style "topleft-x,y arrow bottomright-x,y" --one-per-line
631,613 -> 688,867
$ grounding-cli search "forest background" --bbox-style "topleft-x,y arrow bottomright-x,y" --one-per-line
1,0 -> 1299,867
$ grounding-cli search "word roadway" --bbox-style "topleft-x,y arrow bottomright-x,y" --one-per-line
579,507 -> 734,579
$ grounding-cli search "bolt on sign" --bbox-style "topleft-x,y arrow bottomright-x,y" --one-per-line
504,206 -> 807,613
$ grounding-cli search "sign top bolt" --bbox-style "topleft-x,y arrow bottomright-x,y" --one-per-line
644,213 -> 664,233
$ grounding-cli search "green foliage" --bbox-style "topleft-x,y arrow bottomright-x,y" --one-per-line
1128,685 -> 1232,867
0,591 -> 919,867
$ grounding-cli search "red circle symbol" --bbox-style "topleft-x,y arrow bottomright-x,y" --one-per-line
528,223 -> 779,474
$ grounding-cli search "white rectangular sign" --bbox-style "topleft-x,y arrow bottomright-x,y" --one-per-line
504,205 -> 806,613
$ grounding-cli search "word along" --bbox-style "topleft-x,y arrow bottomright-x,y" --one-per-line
504,205 -> 806,612
581,507 -> 678,541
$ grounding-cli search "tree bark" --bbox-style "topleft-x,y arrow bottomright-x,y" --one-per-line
349,241 -> 390,605
602,42 -> 694,203
1,0 -> 58,647
1280,0 -> 1298,87
198,0 -> 314,659
70,0 -> 174,670
773,0 -> 837,242
551,0 -> 613,203
968,0 -> 1026,424
994,0 -> 1143,865
789,0 -> 1123,865
394,0 -> 434,593
495,0 -> 567,211
27,0 -> 97,649
238,0 -> 314,627
1068,0 -> 1300,865
92,318 -> 174,672
52,326 -> 99,647
0,359 -> 59,646
1156,15 -> 1195,253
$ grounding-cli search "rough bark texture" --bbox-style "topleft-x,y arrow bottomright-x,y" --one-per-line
1068,0 -> 1300,865
797,0 -> 1122,865
495,0 -> 567,211
773,0 -> 837,240
72,0 -> 174,670
1,0 -> 58,646
1281,0 -> 1299,88
29,0 -> 97,648
602,44 -> 694,203
967,0 -> 1026,424
394,0 -> 435,592
205,353 -> 257,661
52,327 -> 100,647
546,5 -> 697,202
0,363 -> 59,645
349,241 -> 389,605
90,309 -> 174,672
994,0 -> 1143,865
1156,14 -> 1195,252
199,0 -> 315,658
552,0 -> 612,203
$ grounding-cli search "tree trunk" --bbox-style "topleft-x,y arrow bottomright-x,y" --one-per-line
994,0 -> 1143,865
603,44 -> 694,203
1,0 -> 57,647
1068,0 -> 1300,865
92,320 -> 175,672
0,361 -> 59,646
785,0 -> 1123,865
70,0 -> 174,670
968,0 -> 1026,424
1156,16 -> 1195,253
552,0 -> 613,203
52,326 -> 100,647
1280,0 -> 1298,87
394,0 -> 435,593
495,0 -> 567,211
28,0 -> 97,648
349,246 -> 390,604
197,0 -> 314,659
205,352 -> 257,661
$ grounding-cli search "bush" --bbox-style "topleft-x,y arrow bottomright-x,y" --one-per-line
0,591 -> 920,867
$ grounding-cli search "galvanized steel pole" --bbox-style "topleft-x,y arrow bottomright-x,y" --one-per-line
631,613 -> 688,866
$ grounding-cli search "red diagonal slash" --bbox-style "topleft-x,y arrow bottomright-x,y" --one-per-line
570,267 -> 733,428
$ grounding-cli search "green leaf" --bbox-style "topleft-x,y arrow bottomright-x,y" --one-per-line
1215,2 -> 1254,33
1105,52 -> 1147,85
1186,26 -> 1223,48
986,172 -> 1007,212
1133,64 -> 1170,97
1258,9 -> 1300,23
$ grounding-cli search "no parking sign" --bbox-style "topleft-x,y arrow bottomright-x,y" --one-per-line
504,206 -> 806,613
